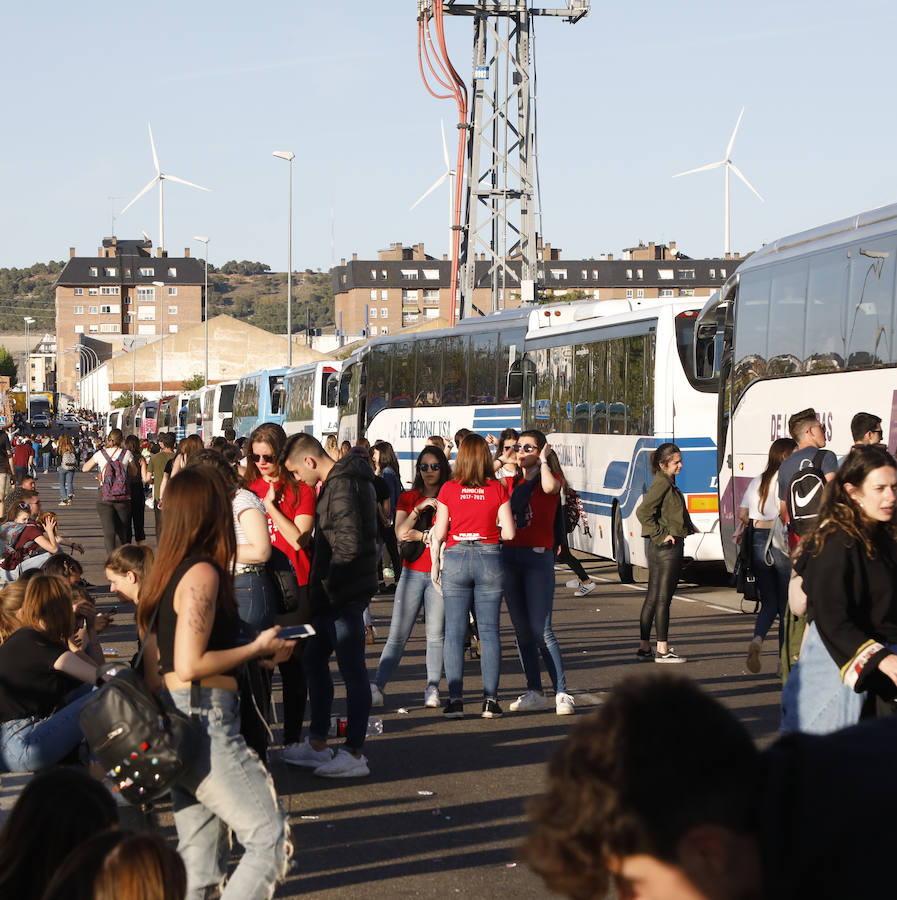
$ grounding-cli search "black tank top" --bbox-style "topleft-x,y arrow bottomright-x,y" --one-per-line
157,555 -> 240,675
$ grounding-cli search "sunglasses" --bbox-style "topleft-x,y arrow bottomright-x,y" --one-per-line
418,462 -> 441,471
504,444 -> 520,452
251,453 -> 276,464
519,444 -> 538,453
17,502 -> 30,512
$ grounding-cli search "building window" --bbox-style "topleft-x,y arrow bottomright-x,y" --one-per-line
626,269 -> 633,279
679,288 -> 695,297
380,307 -> 388,319
139,267 -> 154,277
636,269 -> 644,279
636,289 -> 645,298
369,326 -> 378,336
581,269 -> 587,279
401,289 -> 419,304
659,288 -> 674,298
369,307 -> 378,319
370,289 -> 377,301
99,324 -> 120,333
138,306 -> 156,321
74,325 -> 84,334
720,268 -> 727,278
550,269 -> 568,281
138,324 -> 156,335
370,269 -> 377,279
658,269 -> 674,280
73,306 -> 84,315
422,269 -> 440,280
100,286 -> 119,295
168,286 -> 177,296
88,288 -> 98,296
88,324 -> 99,333
592,269 -> 599,280
100,304 -> 120,314
402,312 -> 419,326
422,289 -> 439,304
104,267 -> 117,277
168,324 -> 178,334
709,268 -> 716,279
400,269 -> 419,280
678,269 -> 695,280
124,296 -> 132,305
88,305 -> 98,315
424,308 -> 440,319
73,288 -> 83,296
88,267 -> 98,277
381,269 -> 387,279
380,326 -> 388,335
380,289 -> 388,301
167,267 -> 177,277
626,289 -> 633,299
168,306 -> 178,315
137,286 -> 155,300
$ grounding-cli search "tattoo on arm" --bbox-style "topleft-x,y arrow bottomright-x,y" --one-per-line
186,583 -> 215,638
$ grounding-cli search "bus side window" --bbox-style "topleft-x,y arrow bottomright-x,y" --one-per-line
271,384 -> 284,416
325,374 -> 338,408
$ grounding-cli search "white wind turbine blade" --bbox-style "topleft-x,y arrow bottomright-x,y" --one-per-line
672,160 -> 725,178
725,107 -> 745,159
729,162 -> 764,202
162,173 -> 211,192
148,122 -> 160,174
120,175 -> 159,215
410,172 -> 449,211
441,119 -> 451,172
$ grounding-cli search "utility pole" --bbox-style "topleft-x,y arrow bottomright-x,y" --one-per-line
435,1 -> 589,319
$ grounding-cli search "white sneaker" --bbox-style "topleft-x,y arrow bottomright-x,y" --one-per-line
282,737 -> 333,768
424,685 -> 440,708
565,578 -> 580,588
574,582 -> 595,596
555,692 -> 576,716
314,747 -> 370,778
370,683 -> 384,707
509,690 -> 549,712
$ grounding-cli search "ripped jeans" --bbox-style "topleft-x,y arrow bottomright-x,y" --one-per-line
164,687 -> 291,900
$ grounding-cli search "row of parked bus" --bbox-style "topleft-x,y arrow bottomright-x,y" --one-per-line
107,361 -> 340,447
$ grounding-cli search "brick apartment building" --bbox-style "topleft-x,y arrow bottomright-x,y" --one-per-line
55,237 -> 204,398
332,239 -> 743,338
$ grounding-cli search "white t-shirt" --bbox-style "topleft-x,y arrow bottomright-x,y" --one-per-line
90,447 -> 134,473
232,488 -> 266,546
739,473 -> 781,521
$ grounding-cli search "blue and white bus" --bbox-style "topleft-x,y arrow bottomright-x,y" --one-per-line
232,368 -> 288,438
283,362 -> 339,439
337,299 -> 722,579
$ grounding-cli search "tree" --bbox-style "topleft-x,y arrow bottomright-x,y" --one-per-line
182,373 -> 206,391
0,347 -> 17,382
113,391 -> 146,408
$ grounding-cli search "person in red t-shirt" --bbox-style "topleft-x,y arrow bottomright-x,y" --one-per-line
432,434 -> 514,720
370,446 -> 450,710
245,423 -> 315,762
503,430 -> 574,716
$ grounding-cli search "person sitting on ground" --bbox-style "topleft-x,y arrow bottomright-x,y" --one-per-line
0,500 -> 59,581
0,576 -> 31,644
0,766 -> 118,900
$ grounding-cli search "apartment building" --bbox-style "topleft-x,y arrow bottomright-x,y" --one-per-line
55,237 -> 204,397
332,240 -> 743,338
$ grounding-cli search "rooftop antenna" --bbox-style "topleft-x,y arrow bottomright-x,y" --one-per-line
107,196 -> 121,236
672,107 -> 763,256
120,123 -> 211,256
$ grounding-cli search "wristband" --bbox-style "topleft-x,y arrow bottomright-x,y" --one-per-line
541,460 -> 550,466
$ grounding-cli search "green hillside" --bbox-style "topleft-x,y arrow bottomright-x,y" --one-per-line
0,260 -> 335,335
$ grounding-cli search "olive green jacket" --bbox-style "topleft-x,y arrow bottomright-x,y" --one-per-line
636,471 -> 696,546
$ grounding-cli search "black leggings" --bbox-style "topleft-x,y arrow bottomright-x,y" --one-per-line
639,539 -> 684,642
96,500 -> 130,555
555,530 -> 590,583
126,480 -> 145,543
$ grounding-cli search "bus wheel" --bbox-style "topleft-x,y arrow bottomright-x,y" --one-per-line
614,506 -> 634,584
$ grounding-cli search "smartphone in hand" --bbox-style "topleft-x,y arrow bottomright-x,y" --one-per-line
277,624 -> 316,640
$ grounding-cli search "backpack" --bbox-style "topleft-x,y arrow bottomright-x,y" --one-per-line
785,450 -> 829,537
562,486 -> 590,536
100,448 -> 130,501
0,523 -> 33,572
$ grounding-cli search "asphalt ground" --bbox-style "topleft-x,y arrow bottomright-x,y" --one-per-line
1,471 -> 785,897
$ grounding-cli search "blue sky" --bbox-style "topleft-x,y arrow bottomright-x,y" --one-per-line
3,0 -> 896,271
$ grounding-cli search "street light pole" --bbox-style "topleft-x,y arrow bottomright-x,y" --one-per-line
153,281 -> 165,400
273,150 -> 295,366
194,236 -> 210,386
23,317 -> 34,421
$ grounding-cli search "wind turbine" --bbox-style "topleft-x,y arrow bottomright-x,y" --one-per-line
120,123 -> 210,256
410,120 -> 455,261
673,107 -> 763,256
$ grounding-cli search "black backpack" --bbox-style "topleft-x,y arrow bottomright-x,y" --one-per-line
786,449 -> 829,537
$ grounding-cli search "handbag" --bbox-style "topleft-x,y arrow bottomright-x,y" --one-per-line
398,505 -> 435,564
266,545 -> 301,615
734,521 -> 760,613
78,605 -> 201,806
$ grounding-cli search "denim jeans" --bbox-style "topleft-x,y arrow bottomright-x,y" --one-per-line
441,542 -> 504,701
0,550 -> 53,584
502,545 -> 566,694
752,528 -> 790,649
0,686 -> 95,772
235,571 -> 277,632
640,539 -> 684,642
303,600 -> 371,753
374,566 -> 445,690
166,687 -> 291,900
58,468 -> 75,502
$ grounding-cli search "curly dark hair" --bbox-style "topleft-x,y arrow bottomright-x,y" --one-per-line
799,445 -> 897,560
524,675 -> 759,899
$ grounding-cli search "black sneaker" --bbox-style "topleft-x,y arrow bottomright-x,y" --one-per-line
481,699 -> 503,719
636,648 -> 655,662
443,699 -> 464,719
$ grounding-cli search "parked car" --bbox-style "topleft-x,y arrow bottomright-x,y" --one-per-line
30,414 -> 50,429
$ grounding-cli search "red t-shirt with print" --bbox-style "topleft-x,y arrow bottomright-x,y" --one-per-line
437,479 -> 509,548
249,477 -> 315,587
506,476 -> 559,549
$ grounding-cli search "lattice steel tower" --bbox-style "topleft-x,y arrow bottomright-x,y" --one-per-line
438,1 -> 589,319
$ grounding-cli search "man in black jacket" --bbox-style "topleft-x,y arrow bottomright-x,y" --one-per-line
282,434 -> 378,778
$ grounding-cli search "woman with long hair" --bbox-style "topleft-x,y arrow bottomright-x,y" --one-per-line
105,543 -> 155,607
372,440 -> 403,583
552,459 -> 595,596
136,466 -> 294,899
635,442 -> 696,663
244,423 -> 316,765
370,445 -> 450,709
123,434 -> 149,544
432,434 -> 515,719
737,437 -> 797,672
0,574 -> 103,771
503,430 -> 575,716
492,428 -> 520,484
782,445 -> 897,732
56,434 -> 77,507
158,434 -> 203,509
81,428 -> 138,554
